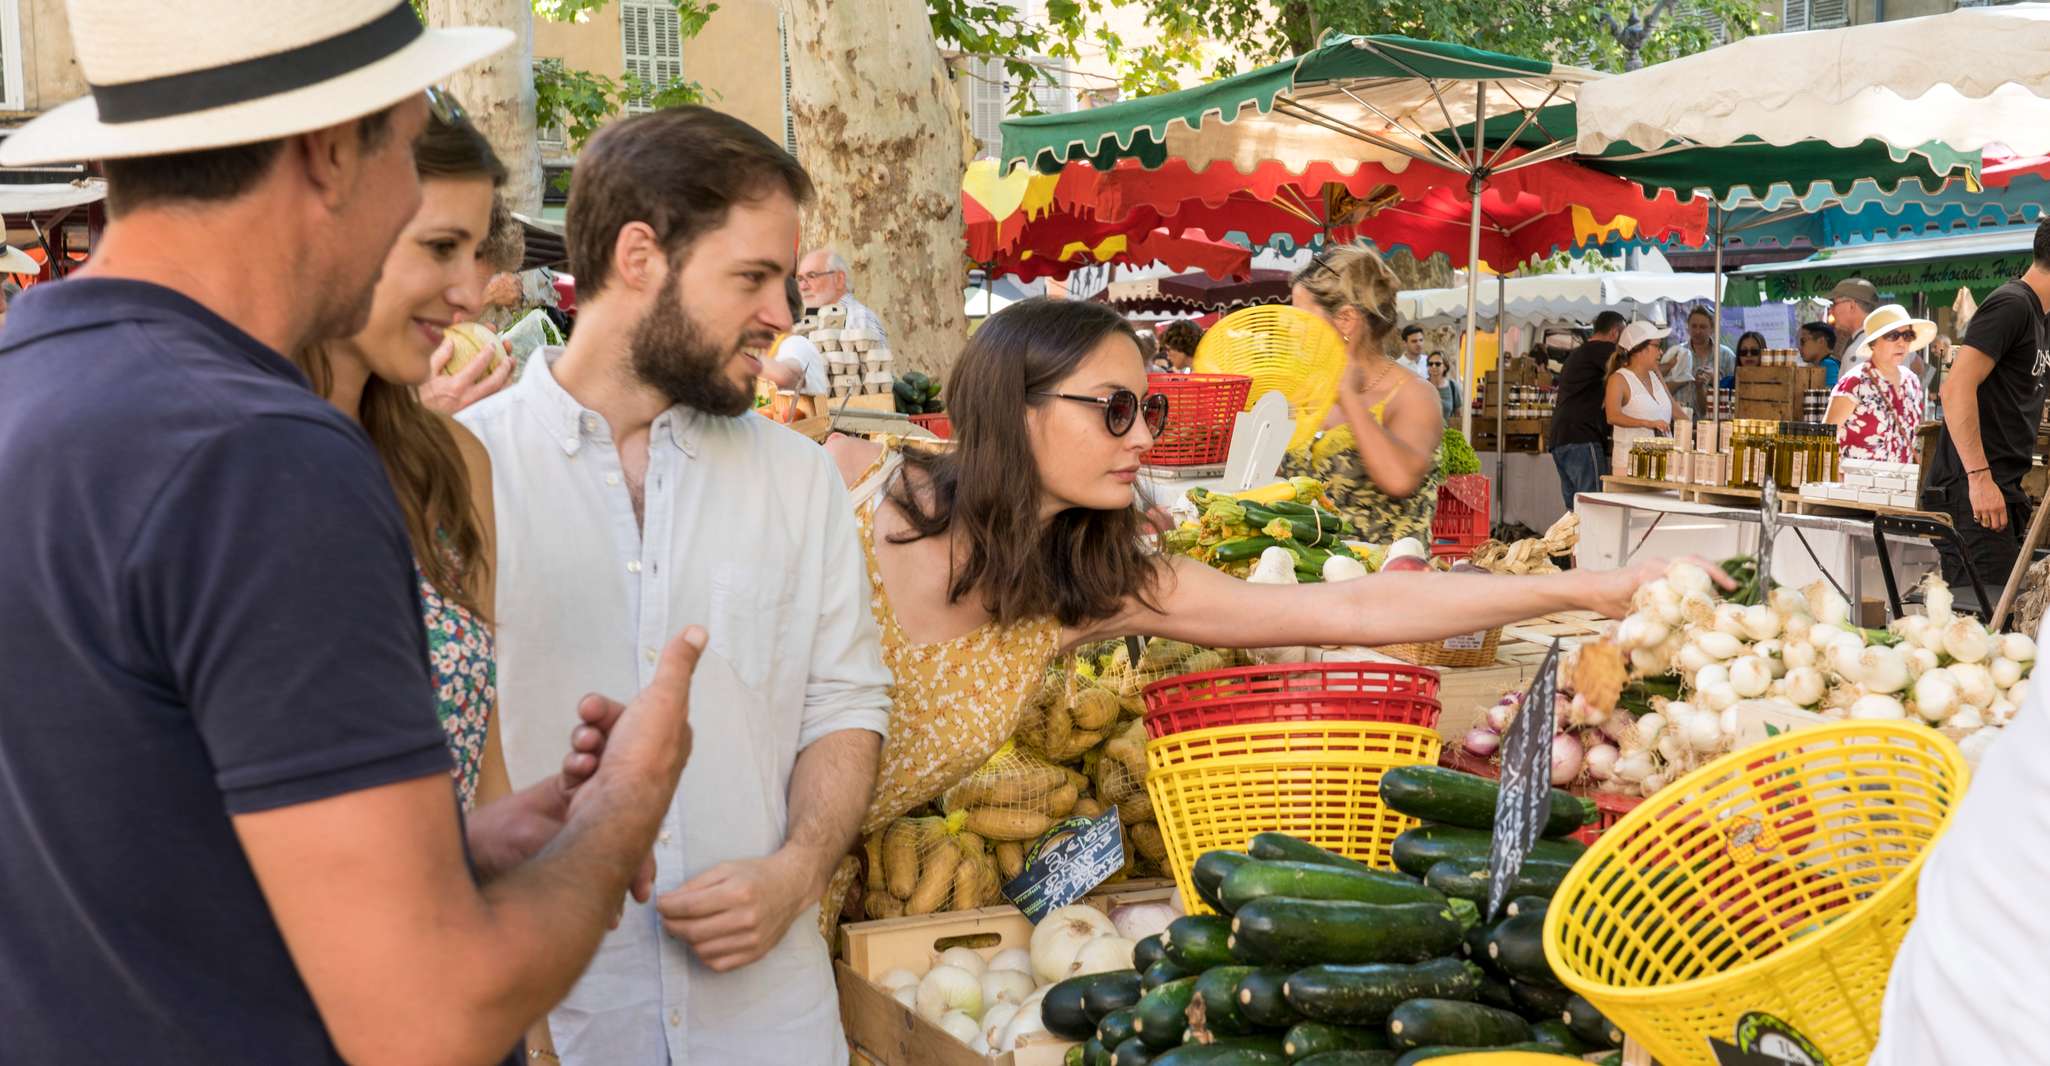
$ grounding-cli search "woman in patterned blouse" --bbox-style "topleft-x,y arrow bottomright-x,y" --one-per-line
1826,304 -> 1932,465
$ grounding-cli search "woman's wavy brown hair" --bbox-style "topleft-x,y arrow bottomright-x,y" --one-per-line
889,298 -> 1161,628
293,113 -> 506,621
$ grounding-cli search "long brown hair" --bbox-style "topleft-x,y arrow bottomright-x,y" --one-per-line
889,298 -> 1161,628
294,113 -> 506,620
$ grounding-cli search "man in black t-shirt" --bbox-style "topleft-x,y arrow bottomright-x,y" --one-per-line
1923,219 -> 2050,590
1550,310 -> 1627,511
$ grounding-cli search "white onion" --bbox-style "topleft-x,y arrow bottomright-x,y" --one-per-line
1614,750 -> 1656,784
1918,620 -> 1948,656
1907,646 -> 1939,679
1922,574 -> 1955,621
999,995 -> 1047,1051
1463,726 -> 1502,757
1667,562 -> 1715,598
1857,646 -> 1911,695
988,948 -> 1032,975
1720,705 -> 1743,738
1730,656 -> 1773,698
1989,699 -> 2018,725
1893,614 -> 1929,649
1486,697 -> 1516,733
1911,669 -> 1956,723
937,1009 -> 982,1044
1782,613 -> 1813,647
2010,679 -> 2030,706
1551,732 -> 1585,785
1946,706 -> 1986,731
1944,618 -> 1991,664
1740,604 -> 1782,642
1849,694 -> 1908,720
1959,727 -> 2002,766
1783,667 -> 1826,707
1683,708 -> 1725,752
1630,645 -> 1674,676
1110,902 -> 1177,944
1635,710 -> 1668,748
1617,613 -> 1668,652
1657,732 -> 1686,764
893,984 -> 917,1009
917,965 -> 984,1022
1992,657 -> 2024,689
1696,631 -> 1745,662
1770,586 -> 1809,619
1583,743 -> 1620,781
1699,681 -> 1740,712
1695,664 -> 1730,693
1950,662 -> 1997,709
1827,636 -> 1867,684
980,1003 -> 1020,1048
1781,639 -> 1817,671
878,967 -> 923,992
1640,772 -> 1671,795
937,946 -> 987,978
1068,935 -> 1136,978
1806,582 -> 1851,626
1677,641 -> 1713,677
1755,640 -> 1787,676
2000,632 -> 2037,664
981,968 -> 1035,1009
1029,905 -> 1116,983
1710,603 -> 1746,639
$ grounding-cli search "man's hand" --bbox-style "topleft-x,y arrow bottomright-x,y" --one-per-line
465,693 -> 649,892
657,848 -> 825,973
418,333 -> 514,415
1969,470 -> 2009,531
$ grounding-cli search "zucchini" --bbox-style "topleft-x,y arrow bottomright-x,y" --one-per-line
1377,766 -> 1591,838
1220,860 -> 1444,912
1097,1007 -> 1141,1052
1084,970 -> 1146,1021
1563,994 -> 1624,1049
1236,967 -> 1304,1028
1422,857 -> 1574,904
1444,898 -> 1479,931
1083,1038 -> 1111,1066
1474,976 -> 1519,1014
1067,1045 -> 1087,1066
1483,913 -> 1556,986
1528,1019 -> 1595,1055
1144,958 -> 1196,990
1164,915 -> 1237,970
1295,1054 -> 1398,1066
1283,1021 -> 1391,1058
1504,895 -> 1551,921
1135,934 -> 1170,972
1113,1037 -> 1158,1066
1214,536 -> 1282,562
1509,978 -> 1573,1020
1392,1044 -> 1575,1065
1385,999 -> 1534,1051
1150,1036 -> 1289,1065
1192,965 -> 1260,1037
1280,958 -> 1483,1026
1247,832 -> 1372,872
1132,976 -> 1198,1050
1230,898 -> 1463,967
1193,851 -> 1256,912
1044,974 -> 1102,1039
1390,826 -> 1585,879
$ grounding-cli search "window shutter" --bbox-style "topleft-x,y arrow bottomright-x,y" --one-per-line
779,10 -> 798,156
970,57 -> 1006,159
1782,0 -> 1809,31
620,0 -> 666,113
1809,0 -> 1848,27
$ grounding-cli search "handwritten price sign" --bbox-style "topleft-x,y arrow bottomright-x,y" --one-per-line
1488,637 -> 1561,921
1001,808 -> 1127,922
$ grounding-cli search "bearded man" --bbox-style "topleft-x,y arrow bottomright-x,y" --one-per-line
457,106 -> 890,1065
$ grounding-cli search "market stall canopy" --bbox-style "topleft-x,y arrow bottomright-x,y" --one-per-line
1398,270 -> 1720,328
963,160 -> 1255,281
1094,269 -> 1293,315
1002,34 -> 1600,177
1718,166 -> 2050,251
1725,225 -> 2038,305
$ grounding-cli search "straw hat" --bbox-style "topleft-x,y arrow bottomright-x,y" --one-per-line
1618,320 -> 1666,354
1848,303 -> 1937,362
0,245 -> 39,275
0,2 -> 513,166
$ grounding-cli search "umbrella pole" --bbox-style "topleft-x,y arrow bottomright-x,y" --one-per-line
1460,175 -> 1484,440
1711,203 -> 1726,445
1495,270 -> 1506,527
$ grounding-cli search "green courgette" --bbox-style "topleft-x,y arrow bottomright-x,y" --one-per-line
1113,1036 -> 1158,1066
1084,970 -> 1146,1021
1164,915 -> 1237,970
1045,973 -> 1102,1039
1135,934 -> 1170,972
1295,1053 -> 1398,1066
1385,999 -> 1534,1051
1392,1044 -> 1576,1065
1214,536 -> 1282,562
1422,857 -> 1574,904
1280,958 -> 1483,1026
1192,851 -> 1257,912
1132,976 -> 1199,1050
1247,832 -> 1372,872
1236,967 -> 1304,1028
1097,1006 -> 1141,1051
1483,913 -> 1556,986
1528,1019 -> 1595,1055
1083,1037 -> 1111,1066
1390,827 -> 1584,879
1066,1044 -> 1087,1066
1377,766 -> 1591,838
1144,958 -> 1196,990
1190,964 -> 1260,1037
1230,898 -> 1463,967
1563,994 -> 1623,1049
1283,1021 -> 1392,1058
1150,1036 -> 1289,1065
1509,978 -> 1573,1020
1504,895 -> 1551,921
1473,976 -> 1519,1014
1221,860 -> 1444,912
1444,898 -> 1479,931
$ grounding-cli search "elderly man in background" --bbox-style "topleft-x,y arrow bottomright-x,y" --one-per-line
797,246 -> 890,345
1828,277 -> 1879,371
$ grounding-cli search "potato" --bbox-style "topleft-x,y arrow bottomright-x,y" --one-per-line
864,890 -> 905,919
1070,687 -> 1120,731
963,806 -> 1054,841
863,830 -> 887,894
950,763 -> 1067,809
882,820 -> 921,900
995,841 -> 1026,880
1130,821 -> 1168,863
906,831 -> 961,915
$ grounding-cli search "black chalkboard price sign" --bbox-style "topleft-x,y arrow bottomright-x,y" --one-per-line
1488,637 -> 1562,921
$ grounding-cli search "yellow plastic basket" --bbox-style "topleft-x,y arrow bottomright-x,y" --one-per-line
1543,721 -> 1969,1066
1190,304 -> 1347,451
1144,721 -> 1443,914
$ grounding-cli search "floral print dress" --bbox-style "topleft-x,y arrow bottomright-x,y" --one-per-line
1278,397 -> 1443,544
418,563 -> 495,810
1831,362 -> 1926,465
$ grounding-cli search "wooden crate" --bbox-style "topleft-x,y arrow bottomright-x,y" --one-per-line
1734,365 -> 1824,423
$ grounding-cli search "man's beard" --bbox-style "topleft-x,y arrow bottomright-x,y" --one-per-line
629,287 -> 763,417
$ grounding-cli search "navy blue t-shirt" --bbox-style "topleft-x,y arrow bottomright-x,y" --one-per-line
0,279 -> 463,1062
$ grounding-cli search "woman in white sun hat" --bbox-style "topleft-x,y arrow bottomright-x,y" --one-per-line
1605,319 -> 1676,460
1826,303 -> 1932,464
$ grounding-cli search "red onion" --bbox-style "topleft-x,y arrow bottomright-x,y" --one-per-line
1462,726 -> 1501,757
1485,696 -> 1516,732
1550,732 -> 1584,785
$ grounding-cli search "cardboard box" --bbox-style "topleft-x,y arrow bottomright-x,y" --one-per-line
1695,420 -> 1719,452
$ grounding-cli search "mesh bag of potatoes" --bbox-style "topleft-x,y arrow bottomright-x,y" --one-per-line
860,810 -> 1007,920
1016,638 -> 1248,763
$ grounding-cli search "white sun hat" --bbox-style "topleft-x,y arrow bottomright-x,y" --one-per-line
0,1 -> 513,166
1618,320 -> 1667,354
1849,303 -> 1938,363
0,245 -> 39,275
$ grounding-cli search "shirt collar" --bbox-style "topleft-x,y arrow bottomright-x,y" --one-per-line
2,277 -> 309,386
522,346 -> 704,459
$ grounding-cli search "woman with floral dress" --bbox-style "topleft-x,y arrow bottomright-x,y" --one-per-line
1827,304 -> 1932,465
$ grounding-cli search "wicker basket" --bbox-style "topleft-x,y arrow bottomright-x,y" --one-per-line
1374,626 -> 1501,668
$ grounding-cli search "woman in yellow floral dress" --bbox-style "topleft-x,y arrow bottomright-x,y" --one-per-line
820,296 -> 1669,929
1278,245 -> 1446,543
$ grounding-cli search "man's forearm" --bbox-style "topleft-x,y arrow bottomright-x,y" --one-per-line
1943,381 -> 1988,473
780,728 -> 881,893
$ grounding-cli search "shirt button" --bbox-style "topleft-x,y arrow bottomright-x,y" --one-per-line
668,1010 -> 681,1027
627,560 -> 642,573
645,647 -> 658,663
605,473 -> 620,486
658,830 -> 672,844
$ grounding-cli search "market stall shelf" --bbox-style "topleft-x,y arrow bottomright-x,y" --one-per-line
1598,475 -> 1951,522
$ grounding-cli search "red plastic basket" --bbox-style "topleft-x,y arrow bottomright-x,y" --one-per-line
1437,745 -> 1643,845
1141,662 -> 1442,741
909,413 -> 952,439
1142,372 -> 1252,466
1430,473 -> 1491,557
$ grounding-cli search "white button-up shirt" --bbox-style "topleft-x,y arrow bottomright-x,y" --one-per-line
459,350 -> 891,1066
836,294 -> 890,348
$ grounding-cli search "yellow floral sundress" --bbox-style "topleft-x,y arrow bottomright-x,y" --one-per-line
1278,397 -> 1442,544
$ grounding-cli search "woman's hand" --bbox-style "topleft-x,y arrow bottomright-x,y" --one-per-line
418,333 -> 513,415
1651,420 -> 1672,434
1576,555 -> 1735,617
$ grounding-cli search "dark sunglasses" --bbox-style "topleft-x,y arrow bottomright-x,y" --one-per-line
426,86 -> 466,124
1879,327 -> 1917,343
1033,389 -> 1170,437
1738,346 -> 1763,355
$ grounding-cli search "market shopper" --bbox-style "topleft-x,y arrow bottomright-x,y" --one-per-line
458,106 -> 890,1065
1427,351 -> 1461,422
1828,277 -> 1879,368
798,245 -> 891,344
1397,323 -> 1430,377
1661,306 -> 1733,418
758,276 -> 829,418
1921,220 -> 2050,588
1735,330 -> 1767,368
1275,245 -> 1446,542
1824,304 -> 1930,466
1799,320 -> 1841,387
1550,310 -> 1626,510
0,7 -> 705,1065
1607,320 -> 1676,445
1160,319 -> 1202,371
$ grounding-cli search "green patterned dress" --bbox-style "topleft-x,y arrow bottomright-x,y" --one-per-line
1278,399 -> 1442,544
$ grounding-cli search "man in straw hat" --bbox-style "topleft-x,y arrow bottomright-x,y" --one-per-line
0,5 -> 709,1063
1919,218 -> 2050,594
